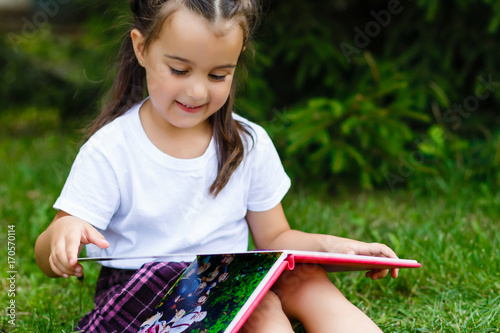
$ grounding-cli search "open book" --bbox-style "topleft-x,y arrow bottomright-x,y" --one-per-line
103,250 -> 419,333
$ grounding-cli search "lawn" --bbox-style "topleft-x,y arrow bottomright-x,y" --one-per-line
0,110 -> 499,332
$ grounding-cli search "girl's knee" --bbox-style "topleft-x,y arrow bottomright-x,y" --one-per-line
273,264 -> 349,318
274,264 -> 336,296
240,291 -> 294,333
260,289 -> 282,308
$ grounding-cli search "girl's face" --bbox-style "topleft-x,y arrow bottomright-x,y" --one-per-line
133,8 -> 244,133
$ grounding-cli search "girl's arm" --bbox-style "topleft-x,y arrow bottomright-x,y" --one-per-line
246,203 -> 398,279
35,210 -> 109,278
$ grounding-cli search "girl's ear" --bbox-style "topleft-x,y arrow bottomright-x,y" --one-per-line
131,28 -> 146,66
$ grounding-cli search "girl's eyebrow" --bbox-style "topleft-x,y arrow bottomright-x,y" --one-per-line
165,54 -> 193,64
164,54 -> 236,70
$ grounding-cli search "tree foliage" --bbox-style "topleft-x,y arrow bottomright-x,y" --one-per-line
238,0 -> 500,190
3,0 -> 499,190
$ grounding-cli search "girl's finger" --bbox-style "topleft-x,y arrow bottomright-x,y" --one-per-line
373,269 -> 389,280
85,227 -> 110,249
53,241 -> 69,269
366,269 -> 380,279
66,234 -> 82,267
53,241 -> 78,277
379,244 -> 399,259
49,255 -> 68,278
366,269 -> 387,280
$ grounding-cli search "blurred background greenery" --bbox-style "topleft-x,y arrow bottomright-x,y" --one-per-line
2,1 -> 500,331
2,0 -> 499,192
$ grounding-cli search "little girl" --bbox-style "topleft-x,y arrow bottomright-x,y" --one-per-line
35,0 -> 399,332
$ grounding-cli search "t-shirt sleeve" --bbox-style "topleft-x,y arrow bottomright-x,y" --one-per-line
246,127 -> 291,212
53,142 -> 120,230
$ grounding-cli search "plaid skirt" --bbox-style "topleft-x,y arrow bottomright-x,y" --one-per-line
77,261 -> 189,333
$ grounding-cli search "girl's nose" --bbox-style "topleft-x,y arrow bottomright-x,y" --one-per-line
187,79 -> 208,101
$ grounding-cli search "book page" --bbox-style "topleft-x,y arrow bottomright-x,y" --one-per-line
137,252 -> 286,333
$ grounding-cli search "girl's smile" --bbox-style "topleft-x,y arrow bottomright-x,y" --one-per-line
175,101 -> 207,114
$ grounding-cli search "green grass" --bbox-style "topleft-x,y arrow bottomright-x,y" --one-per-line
283,187 -> 500,332
1,110 -> 499,332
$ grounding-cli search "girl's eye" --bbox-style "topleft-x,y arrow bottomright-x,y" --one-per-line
170,67 -> 188,76
209,74 -> 226,82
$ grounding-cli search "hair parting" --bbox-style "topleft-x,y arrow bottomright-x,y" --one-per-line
87,0 -> 261,197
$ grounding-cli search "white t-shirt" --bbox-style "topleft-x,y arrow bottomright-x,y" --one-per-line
54,100 -> 291,269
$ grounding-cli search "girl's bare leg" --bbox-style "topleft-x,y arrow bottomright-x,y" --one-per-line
273,264 -> 383,333
240,291 -> 294,333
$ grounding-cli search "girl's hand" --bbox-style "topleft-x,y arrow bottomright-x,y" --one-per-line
347,242 -> 399,280
325,237 -> 399,280
36,211 -> 109,278
48,215 -> 109,278
245,203 -> 399,280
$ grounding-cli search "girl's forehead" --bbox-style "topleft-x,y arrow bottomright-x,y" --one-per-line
160,7 -> 244,50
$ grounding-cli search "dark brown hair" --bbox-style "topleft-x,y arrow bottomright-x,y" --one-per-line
87,0 -> 260,196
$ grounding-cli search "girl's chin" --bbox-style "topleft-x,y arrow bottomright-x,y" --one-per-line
166,116 -> 211,130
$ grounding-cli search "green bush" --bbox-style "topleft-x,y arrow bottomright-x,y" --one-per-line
281,58 -> 430,190
239,0 -> 500,191
407,126 -> 500,193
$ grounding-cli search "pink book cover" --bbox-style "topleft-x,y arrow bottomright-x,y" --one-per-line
125,250 -> 420,333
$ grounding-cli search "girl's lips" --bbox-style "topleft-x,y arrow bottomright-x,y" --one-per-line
176,101 -> 205,114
